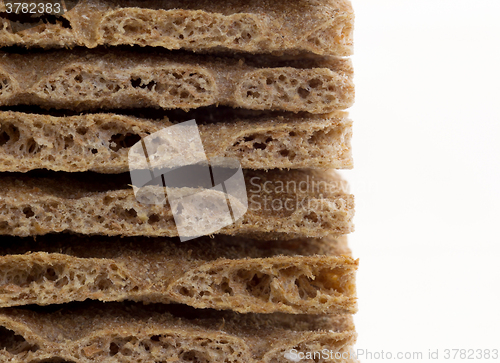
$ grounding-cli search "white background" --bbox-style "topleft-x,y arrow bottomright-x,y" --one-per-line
345,0 -> 500,361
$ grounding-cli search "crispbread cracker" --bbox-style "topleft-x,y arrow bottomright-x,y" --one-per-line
0,234 -> 357,314
0,0 -> 354,56
0,302 -> 357,363
0,110 -> 352,172
0,169 -> 354,237
0,49 -> 354,113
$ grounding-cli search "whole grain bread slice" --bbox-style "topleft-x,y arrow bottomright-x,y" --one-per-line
0,302 -> 357,363
0,0 -> 354,56
0,169 -> 354,237
0,234 -> 357,314
0,48 -> 354,113
0,110 -> 352,172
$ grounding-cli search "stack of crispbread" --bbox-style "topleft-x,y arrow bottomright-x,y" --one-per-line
0,1 -> 357,362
